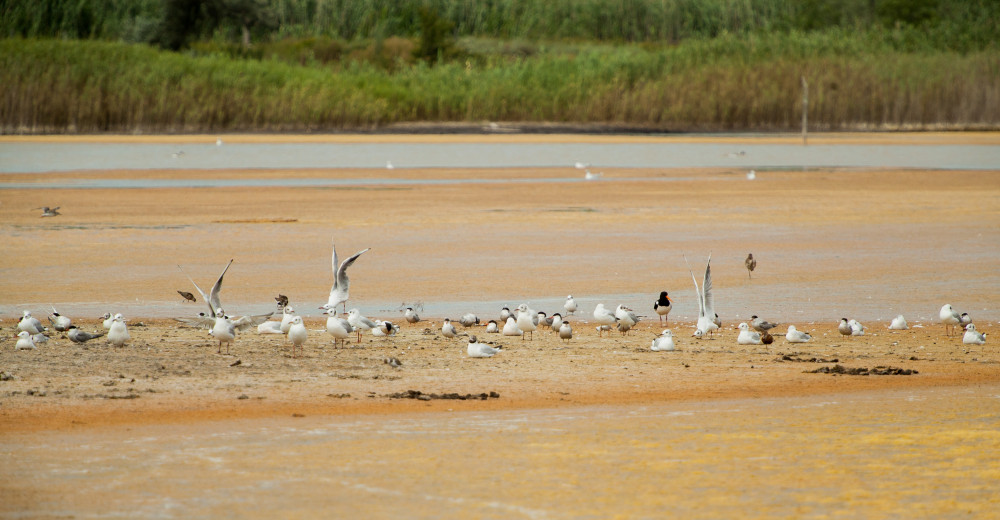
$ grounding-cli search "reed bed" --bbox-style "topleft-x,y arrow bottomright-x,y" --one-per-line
3,37 -> 998,133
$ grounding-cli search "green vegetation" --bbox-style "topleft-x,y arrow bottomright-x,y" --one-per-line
1,0 -> 997,133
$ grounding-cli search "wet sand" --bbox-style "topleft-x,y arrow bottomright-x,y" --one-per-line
2,133 -> 999,517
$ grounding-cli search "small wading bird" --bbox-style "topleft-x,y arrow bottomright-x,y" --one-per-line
654,291 -> 672,325
177,291 -> 197,303
745,253 -> 756,279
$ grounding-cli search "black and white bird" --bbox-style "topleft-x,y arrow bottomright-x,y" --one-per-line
347,308 -> 377,343
48,309 -> 71,332
467,335 -> 501,358
654,292 -> 672,325
404,307 -> 421,324
18,311 -> 46,335
750,315 -> 779,333
559,321 -> 573,342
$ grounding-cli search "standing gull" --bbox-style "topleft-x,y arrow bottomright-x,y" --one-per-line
347,308 -> 377,343
324,310 -> 353,347
685,255 -> 719,339
210,314 -> 237,354
592,304 -> 617,336
615,305 -> 639,336
564,296 -> 577,315
279,306 -> 297,334
287,315 -> 308,357
939,304 -> 962,336
515,304 -> 538,340
322,242 -> 371,315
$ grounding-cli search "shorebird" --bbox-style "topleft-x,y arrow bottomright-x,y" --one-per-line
960,312 -> 972,329
322,242 -> 371,315
441,318 -> 466,339
760,331 -> 774,345
404,307 -> 421,324
559,321 -> 573,342
179,259 -> 272,339
275,294 -> 289,311
889,315 -> 909,330
324,311 -> 353,347
177,290 -> 197,303
615,305 -> 639,336
107,314 -> 130,348
848,319 -> 865,336
651,330 -> 676,351
654,291 -> 672,325
48,309 -> 71,332
750,315 -> 779,333
837,318 -> 852,337
963,324 -> 986,345
467,335 -> 501,358
18,311 -> 46,334
685,255 -> 719,339
67,326 -> 104,343
287,315 -> 308,357
564,296 -> 577,315
592,304 -> 617,336
584,170 -> 603,180
745,254 -> 756,279
485,320 -> 499,333
36,206 -> 61,217
459,313 -> 480,328
15,331 -> 37,350
538,311 -> 553,329
550,313 -> 563,333
516,304 -> 538,340
347,308 -> 377,343
280,306 -> 297,334
939,304 -> 962,335
737,323 -> 762,344
502,316 -> 522,336
785,325 -> 813,343
371,320 -> 397,337
256,321 -> 284,334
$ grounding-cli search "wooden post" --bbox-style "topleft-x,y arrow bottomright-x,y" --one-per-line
801,76 -> 808,145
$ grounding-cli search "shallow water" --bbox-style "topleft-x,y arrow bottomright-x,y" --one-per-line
2,141 -> 999,174
4,385 -> 999,518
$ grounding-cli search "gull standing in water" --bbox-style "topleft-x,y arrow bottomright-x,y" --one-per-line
686,255 -> 719,339
939,304 -> 962,335
107,314 -> 130,348
737,323 -> 762,345
467,336 -> 501,358
963,324 -> 986,345
347,308 -> 377,343
785,325 -> 813,343
322,242 -> 371,315
651,330 -> 676,351
564,296 -> 578,315
654,292 -> 672,325
287,315 -> 308,357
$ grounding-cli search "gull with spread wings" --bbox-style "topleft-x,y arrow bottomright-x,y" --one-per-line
685,254 -> 719,339
321,242 -> 371,315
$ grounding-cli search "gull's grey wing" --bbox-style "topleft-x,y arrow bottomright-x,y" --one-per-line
208,259 -> 234,316
336,248 -> 372,289
683,255 -> 705,319
703,254 -> 714,318
232,312 -> 274,331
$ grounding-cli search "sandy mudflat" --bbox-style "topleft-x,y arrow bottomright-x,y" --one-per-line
1,133 -> 999,518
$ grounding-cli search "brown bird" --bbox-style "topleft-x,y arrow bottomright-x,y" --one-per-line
761,330 -> 774,345
177,290 -> 196,303
745,253 -> 757,279
275,294 -> 289,311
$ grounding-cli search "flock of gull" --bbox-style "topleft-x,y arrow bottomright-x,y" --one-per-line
10,241 -> 988,357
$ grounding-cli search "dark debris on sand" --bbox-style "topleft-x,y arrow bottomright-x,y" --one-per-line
807,364 -> 918,376
386,390 -> 501,401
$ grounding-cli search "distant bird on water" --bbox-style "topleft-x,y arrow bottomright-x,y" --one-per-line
745,253 -> 756,279
178,290 -> 197,303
